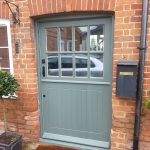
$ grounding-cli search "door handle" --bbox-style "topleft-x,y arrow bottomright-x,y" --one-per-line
42,66 -> 45,77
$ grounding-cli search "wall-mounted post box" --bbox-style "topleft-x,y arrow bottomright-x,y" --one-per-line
116,61 -> 138,99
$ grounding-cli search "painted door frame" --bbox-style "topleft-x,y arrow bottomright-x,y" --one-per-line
35,14 -> 114,150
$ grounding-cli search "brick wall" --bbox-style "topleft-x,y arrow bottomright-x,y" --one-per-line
0,0 -> 150,149
112,1 -> 150,150
12,0 -> 39,139
0,0 -> 39,141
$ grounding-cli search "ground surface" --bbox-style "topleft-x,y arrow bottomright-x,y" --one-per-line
23,141 -> 78,150
23,141 -> 39,150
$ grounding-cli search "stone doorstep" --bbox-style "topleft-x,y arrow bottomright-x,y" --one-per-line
23,140 -> 39,150
23,141 -> 78,150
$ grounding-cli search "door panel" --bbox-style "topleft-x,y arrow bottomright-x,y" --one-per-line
38,17 -> 113,149
42,83 -> 111,140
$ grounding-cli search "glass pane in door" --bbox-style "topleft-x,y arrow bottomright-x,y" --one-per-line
90,53 -> 103,77
90,25 -> 104,52
48,54 -> 59,76
60,27 -> 73,52
46,24 -> 105,79
75,26 -> 88,51
61,54 -> 73,77
47,28 -> 58,52
75,54 -> 88,77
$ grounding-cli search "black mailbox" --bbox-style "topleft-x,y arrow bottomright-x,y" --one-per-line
116,61 -> 138,99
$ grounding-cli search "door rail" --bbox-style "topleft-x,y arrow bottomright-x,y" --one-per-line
41,79 -> 111,85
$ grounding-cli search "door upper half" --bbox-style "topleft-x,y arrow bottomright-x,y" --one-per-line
39,18 -> 113,83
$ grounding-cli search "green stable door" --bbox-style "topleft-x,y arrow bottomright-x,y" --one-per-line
37,16 -> 113,150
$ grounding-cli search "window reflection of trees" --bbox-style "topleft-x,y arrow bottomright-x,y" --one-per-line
90,25 -> 104,52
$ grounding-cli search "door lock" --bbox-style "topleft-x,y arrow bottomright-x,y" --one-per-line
42,59 -> 45,64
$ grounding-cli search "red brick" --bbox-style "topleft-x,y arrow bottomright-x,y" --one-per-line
31,0 -> 38,15
61,0 -> 67,12
42,0 -> 48,14
87,0 -> 92,10
109,0 -> 115,10
52,0 -> 57,13
0,2 -> 9,18
98,0 -> 104,10
76,0 -> 82,10
57,0 -> 62,12
131,4 -> 142,10
104,0 -> 110,10
93,0 -> 98,10
131,16 -> 141,22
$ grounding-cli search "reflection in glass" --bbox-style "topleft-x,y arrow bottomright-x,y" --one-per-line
90,25 -> 104,52
60,27 -> 72,52
47,28 -> 58,52
48,55 -> 59,76
75,27 -> 88,51
0,48 -> 10,69
61,54 -> 73,76
75,54 -> 88,77
0,26 -> 8,47
90,54 -> 103,77
46,25 -> 105,79
1,69 -> 10,73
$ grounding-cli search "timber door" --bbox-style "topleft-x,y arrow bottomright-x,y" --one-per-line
37,16 -> 113,150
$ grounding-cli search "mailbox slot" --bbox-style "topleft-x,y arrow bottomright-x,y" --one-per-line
116,61 -> 138,99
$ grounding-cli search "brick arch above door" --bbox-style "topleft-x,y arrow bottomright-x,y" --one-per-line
28,0 -> 116,17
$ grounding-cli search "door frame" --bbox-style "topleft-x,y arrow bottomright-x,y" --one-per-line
35,14 -> 114,150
